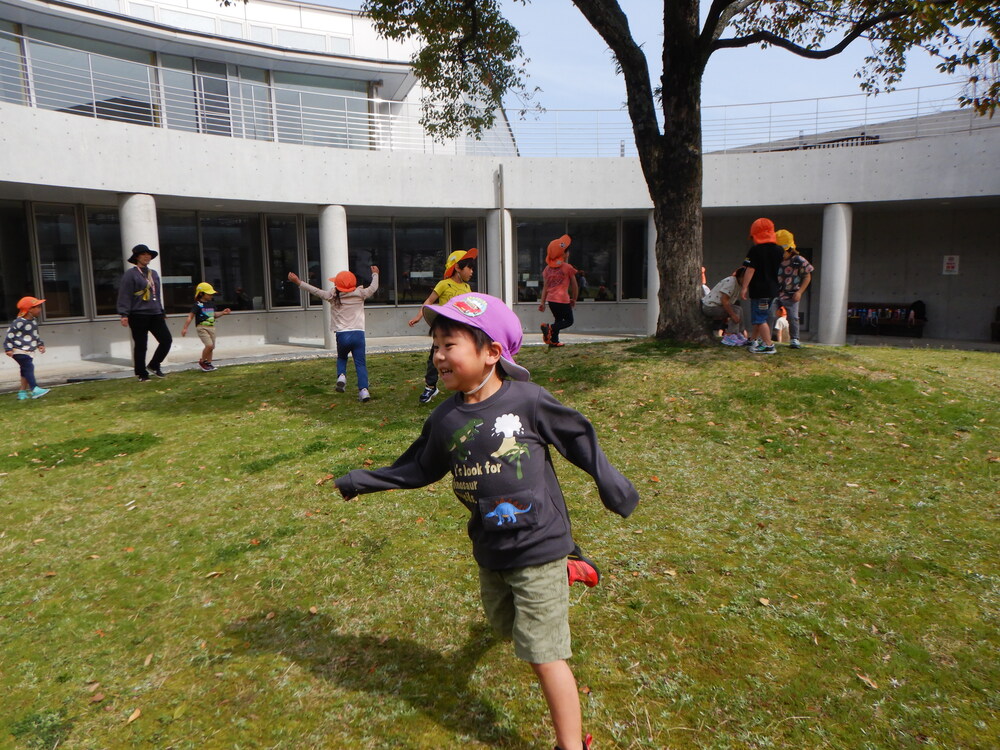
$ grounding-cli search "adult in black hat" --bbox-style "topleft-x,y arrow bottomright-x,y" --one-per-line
116,244 -> 172,382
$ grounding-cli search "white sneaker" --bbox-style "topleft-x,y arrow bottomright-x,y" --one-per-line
358,388 -> 371,403
789,339 -> 802,349
335,375 -> 346,393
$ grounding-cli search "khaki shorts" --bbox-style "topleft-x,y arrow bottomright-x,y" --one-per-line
478,556 -> 570,664
196,326 -> 216,347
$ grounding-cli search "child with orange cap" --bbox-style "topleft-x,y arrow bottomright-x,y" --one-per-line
408,248 -> 477,403
740,218 -> 784,355
538,234 -> 578,347
4,296 -> 49,400
289,266 -> 380,402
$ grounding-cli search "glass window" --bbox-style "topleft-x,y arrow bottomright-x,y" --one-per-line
621,218 -> 648,300
26,28 -> 154,125
86,208 -> 122,316
346,218 -> 392,305
200,213 -> 263,311
234,66 -> 273,141
515,220 -> 564,303
195,60 -> 231,136
0,200 -> 33,325
304,217 -> 322,307
34,204 -> 84,318
449,218 -> 482,292
273,71 -> 369,149
91,53 -> 154,125
161,54 -> 198,133
567,219 -> 617,301
395,219 -> 446,306
0,23 -> 27,105
158,210 -> 201,314
266,215 -> 300,307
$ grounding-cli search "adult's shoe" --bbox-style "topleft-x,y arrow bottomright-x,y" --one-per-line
419,385 -> 439,404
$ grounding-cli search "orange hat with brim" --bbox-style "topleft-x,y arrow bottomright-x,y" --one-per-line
331,271 -> 357,293
16,296 -> 45,312
546,235 -> 571,267
444,248 -> 478,278
750,218 -> 777,245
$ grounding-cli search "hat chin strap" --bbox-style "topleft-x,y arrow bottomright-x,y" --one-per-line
464,365 -> 496,396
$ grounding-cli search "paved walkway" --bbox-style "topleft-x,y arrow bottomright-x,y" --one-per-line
4,332 -> 632,394
5,331 -> 996,394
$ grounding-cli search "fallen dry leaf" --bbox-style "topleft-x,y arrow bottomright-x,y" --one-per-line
90,693 -> 105,704
664,569 -> 677,577
204,571 -> 222,579
265,611 -> 276,620
86,682 -> 100,692
309,606 -> 318,615
856,673 -> 878,690
126,708 -> 141,724
143,653 -> 153,667
758,598 -> 770,606
315,474 -> 335,486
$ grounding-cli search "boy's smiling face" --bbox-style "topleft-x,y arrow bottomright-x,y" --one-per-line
431,324 -> 500,393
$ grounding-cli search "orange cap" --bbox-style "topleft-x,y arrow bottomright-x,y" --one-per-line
16,296 -> 45,312
330,271 -> 357,293
546,235 -> 571,267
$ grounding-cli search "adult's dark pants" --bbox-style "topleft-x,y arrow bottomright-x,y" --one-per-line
547,301 -> 574,343
128,313 -> 172,378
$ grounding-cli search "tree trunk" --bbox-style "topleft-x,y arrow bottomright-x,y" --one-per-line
642,0 -> 710,342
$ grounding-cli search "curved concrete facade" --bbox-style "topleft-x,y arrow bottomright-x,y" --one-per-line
1,0 -> 998,365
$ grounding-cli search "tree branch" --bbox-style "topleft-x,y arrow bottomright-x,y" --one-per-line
713,8 -> 914,58
570,0 -> 661,143
701,0 -> 754,47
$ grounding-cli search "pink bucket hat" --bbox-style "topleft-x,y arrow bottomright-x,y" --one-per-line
421,293 -> 529,381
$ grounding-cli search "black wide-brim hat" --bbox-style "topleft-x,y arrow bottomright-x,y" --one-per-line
127,244 -> 158,264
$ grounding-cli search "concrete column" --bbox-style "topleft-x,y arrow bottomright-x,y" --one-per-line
817,203 -> 853,346
645,209 -> 659,336
318,205 -> 349,349
118,193 -> 160,275
486,208 -> 512,303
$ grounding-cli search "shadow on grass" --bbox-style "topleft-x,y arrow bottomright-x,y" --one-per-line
0,432 -> 159,472
242,439 -> 328,474
623,337 -> 699,357
228,611 -> 531,748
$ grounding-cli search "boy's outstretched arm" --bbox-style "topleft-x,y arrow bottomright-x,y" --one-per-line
536,390 -> 639,518
334,419 -> 451,499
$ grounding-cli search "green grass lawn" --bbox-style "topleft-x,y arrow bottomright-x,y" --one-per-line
1,341 -> 997,749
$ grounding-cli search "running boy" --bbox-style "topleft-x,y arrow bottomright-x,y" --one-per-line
181,282 -> 231,371
336,293 -> 638,750
4,296 -> 49,400
538,234 -> 578,347
407,248 -> 477,403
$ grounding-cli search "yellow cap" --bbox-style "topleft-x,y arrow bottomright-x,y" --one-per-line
195,282 -> 218,297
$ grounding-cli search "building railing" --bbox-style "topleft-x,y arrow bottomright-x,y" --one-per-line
1,28 -> 994,159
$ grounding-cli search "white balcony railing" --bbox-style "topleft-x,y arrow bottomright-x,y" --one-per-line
1,29 -> 994,159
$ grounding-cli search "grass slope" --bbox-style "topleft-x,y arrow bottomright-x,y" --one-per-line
1,341 -> 997,749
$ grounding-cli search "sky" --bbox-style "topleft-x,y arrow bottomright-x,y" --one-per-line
323,0 -> 962,111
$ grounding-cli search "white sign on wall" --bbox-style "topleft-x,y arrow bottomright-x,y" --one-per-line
942,255 -> 959,275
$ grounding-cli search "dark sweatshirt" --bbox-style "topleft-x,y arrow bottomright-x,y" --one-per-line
117,265 -> 165,316
336,380 -> 639,571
